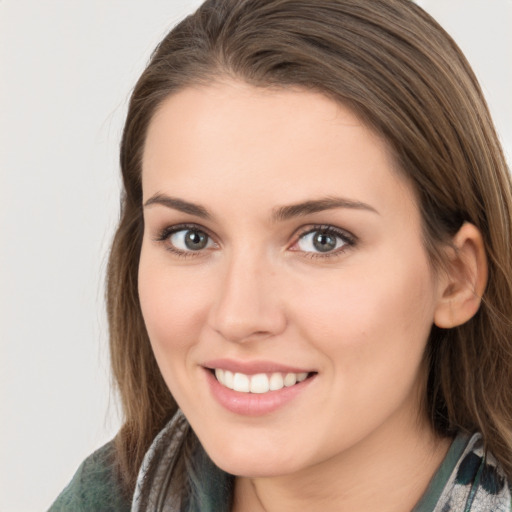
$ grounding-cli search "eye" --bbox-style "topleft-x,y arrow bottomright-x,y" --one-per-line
294,226 -> 353,255
160,226 -> 216,253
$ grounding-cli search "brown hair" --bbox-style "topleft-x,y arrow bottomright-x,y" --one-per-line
107,0 -> 512,498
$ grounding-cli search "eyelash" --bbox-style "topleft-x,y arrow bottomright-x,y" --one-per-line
293,225 -> 356,259
153,223 -> 214,258
153,223 -> 356,259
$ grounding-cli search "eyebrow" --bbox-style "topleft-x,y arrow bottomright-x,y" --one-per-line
143,193 -> 378,221
271,196 -> 379,222
144,194 -> 211,219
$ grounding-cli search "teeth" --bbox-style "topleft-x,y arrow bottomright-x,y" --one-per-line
233,372 -> 250,392
224,370 -> 234,389
250,373 -> 269,394
214,370 -> 309,393
269,372 -> 284,391
284,373 -> 297,387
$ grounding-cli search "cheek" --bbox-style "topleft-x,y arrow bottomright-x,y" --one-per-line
289,252 -> 437,373
138,249 -> 212,355
293,260 -> 437,441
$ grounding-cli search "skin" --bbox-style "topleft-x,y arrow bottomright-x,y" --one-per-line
138,80 -> 484,511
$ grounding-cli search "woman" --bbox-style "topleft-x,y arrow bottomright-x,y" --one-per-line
49,0 -> 512,510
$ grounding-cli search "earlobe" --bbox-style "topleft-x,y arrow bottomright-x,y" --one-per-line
433,222 -> 488,329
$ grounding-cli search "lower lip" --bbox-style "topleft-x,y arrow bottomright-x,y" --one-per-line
204,369 -> 316,416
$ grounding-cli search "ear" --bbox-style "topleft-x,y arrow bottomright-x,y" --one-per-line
434,222 -> 488,329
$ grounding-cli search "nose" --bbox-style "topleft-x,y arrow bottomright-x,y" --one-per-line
208,250 -> 287,343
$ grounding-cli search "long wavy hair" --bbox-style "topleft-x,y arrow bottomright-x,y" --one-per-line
106,0 -> 512,499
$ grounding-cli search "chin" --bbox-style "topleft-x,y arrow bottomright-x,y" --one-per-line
198,430 -> 307,478
209,452 -> 300,478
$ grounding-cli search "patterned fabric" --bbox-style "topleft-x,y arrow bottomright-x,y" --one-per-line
432,434 -> 511,512
131,410 -> 189,512
131,410 -> 232,512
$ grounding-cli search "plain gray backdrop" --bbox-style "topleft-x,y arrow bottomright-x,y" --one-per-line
1,1 -> 510,510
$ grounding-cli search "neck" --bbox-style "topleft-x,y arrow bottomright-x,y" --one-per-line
232,416 -> 451,512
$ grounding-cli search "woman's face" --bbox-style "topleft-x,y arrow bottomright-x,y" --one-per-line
139,80 -> 445,478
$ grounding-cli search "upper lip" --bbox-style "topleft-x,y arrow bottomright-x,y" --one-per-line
203,358 -> 314,375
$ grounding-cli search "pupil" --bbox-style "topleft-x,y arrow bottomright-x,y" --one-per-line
185,230 -> 207,250
313,232 -> 336,252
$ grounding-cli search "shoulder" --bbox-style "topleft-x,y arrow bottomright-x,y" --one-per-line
437,433 -> 512,511
47,441 -> 131,512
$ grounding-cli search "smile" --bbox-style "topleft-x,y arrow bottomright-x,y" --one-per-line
204,363 -> 317,415
214,369 -> 309,394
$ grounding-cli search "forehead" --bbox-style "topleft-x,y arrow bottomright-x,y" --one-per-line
142,80 -> 416,220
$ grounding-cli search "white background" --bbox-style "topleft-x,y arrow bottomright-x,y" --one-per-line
0,1 -> 510,511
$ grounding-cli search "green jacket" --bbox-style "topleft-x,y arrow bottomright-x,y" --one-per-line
48,441 -> 130,512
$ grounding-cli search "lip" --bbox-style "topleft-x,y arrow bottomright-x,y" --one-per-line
203,365 -> 317,416
203,358 -> 313,375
